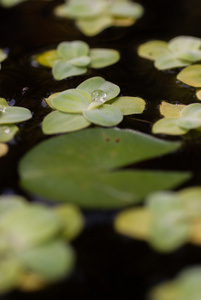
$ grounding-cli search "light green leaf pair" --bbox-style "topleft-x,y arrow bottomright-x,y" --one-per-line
138,36 -> 201,70
115,186 -> 201,252
152,101 -> 201,136
35,40 -> 120,80
0,195 -> 84,294
19,127 -> 190,209
42,77 -> 145,134
54,0 -> 144,36
149,266 -> 201,300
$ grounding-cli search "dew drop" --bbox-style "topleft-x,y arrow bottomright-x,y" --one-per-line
91,90 -> 107,103
0,105 -> 6,112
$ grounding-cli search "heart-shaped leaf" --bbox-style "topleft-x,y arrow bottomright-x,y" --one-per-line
19,128 -> 190,209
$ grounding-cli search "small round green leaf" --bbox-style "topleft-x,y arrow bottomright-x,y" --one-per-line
51,89 -> 92,113
83,104 -> 123,127
109,96 -> 145,115
89,48 -> 120,68
77,15 -> 114,36
138,40 -> 169,61
177,65 -> 201,87
77,77 -> 120,101
42,111 -> 90,134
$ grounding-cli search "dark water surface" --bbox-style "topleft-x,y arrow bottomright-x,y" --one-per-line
1,0 -> 201,299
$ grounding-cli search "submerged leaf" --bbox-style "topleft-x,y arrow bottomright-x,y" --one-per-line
19,128 -> 190,209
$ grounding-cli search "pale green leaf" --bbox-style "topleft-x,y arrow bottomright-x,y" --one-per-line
42,111 -> 90,134
159,101 -> 186,118
52,60 -> 87,80
177,117 -> 201,130
177,65 -> 201,87
57,41 -> 89,60
70,56 -> 91,67
77,15 -> 114,36
155,53 -> 189,70
114,208 -> 151,240
0,98 -> 9,107
19,241 -> 75,281
54,204 -> 84,240
51,89 -> 92,113
0,259 -> 22,294
177,50 -> 201,62
0,107 -> 32,124
83,104 -> 123,126
89,48 -> 120,68
109,1 -> 144,19
77,77 -> 120,101
0,205 -> 61,250
109,96 -> 145,115
152,118 -> 188,135
180,103 -> 201,118
138,40 -> 169,61
0,124 -> 18,142
169,36 -> 201,53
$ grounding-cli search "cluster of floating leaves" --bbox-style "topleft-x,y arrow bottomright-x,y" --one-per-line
149,266 -> 201,300
115,186 -> 201,252
0,98 -> 32,157
34,40 -> 120,80
19,127 -> 190,209
0,195 -> 84,294
138,36 -> 201,70
42,76 -> 145,134
152,101 -> 201,136
54,0 -> 144,36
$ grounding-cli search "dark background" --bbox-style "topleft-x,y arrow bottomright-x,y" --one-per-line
1,0 -> 201,299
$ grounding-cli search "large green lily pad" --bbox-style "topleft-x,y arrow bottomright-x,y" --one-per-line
19,128 -> 190,209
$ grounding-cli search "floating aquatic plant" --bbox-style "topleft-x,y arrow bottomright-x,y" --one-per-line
34,40 -> 120,80
149,266 -> 201,300
0,195 -> 84,294
177,64 -> 201,100
54,0 -> 144,36
152,101 -> 201,136
115,186 -> 201,252
138,36 -> 201,70
19,127 -> 190,209
0,98 -> 32,156
42,77 -> 145,134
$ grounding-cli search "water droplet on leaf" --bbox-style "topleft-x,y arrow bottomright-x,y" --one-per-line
91,90 -> 107,103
